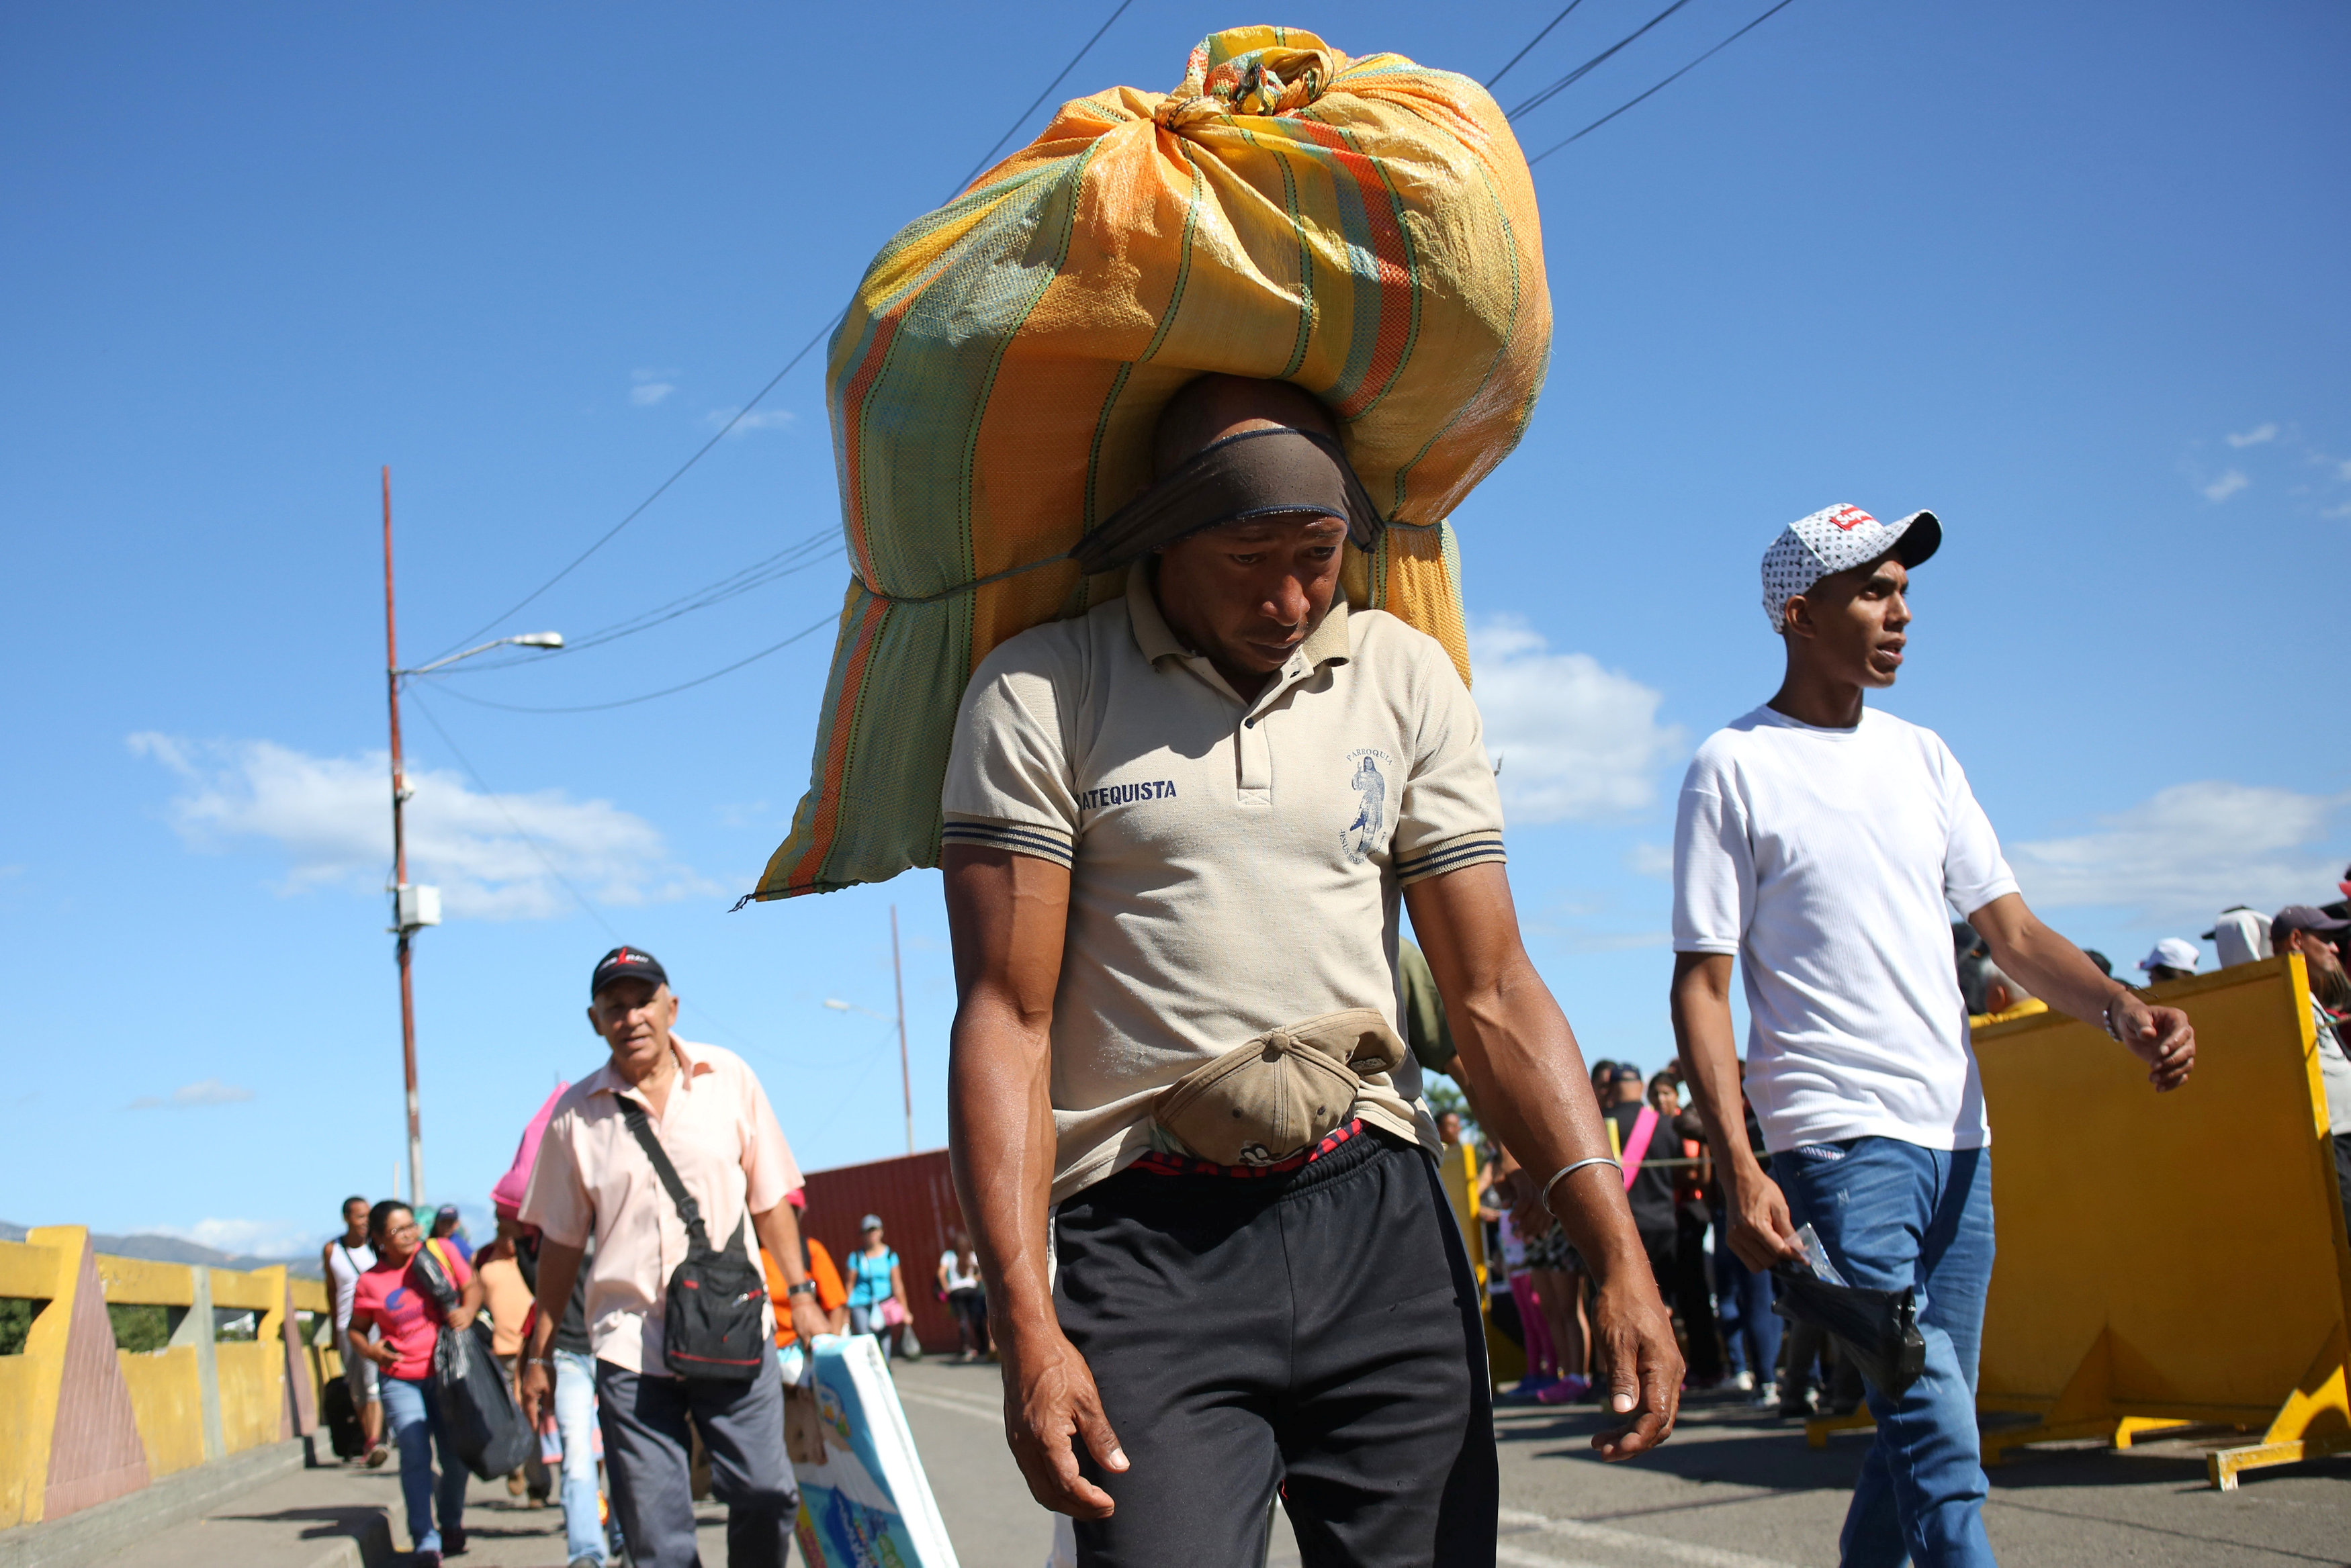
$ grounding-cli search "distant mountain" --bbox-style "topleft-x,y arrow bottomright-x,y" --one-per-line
0,1222 -> 323,1279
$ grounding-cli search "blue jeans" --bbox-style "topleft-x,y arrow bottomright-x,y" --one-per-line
1775,1138 -> 1995,1568
1712,1215 -> 1783,1386
380,1374 -> 468,1554
847,1302 -> 895,1359
553,1348 -> 614,1565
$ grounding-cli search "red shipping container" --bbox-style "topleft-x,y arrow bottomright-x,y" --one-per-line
799,1148 -> 965,1357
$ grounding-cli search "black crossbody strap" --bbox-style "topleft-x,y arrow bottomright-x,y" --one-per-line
613,1095 -> 714,1254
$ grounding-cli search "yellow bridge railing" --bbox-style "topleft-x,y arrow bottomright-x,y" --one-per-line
0,1227 -> 335,1531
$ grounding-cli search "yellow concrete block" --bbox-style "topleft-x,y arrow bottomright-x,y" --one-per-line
93,1255 -> 195,1308
214,1342 -> 281,1456
116,1348 -> 206,1480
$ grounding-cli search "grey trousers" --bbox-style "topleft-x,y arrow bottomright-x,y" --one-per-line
596,1340 -> 797,1568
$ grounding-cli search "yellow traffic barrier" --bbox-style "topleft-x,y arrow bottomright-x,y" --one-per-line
1803,955 -> 2351,1489
1437,1139 -> 1527,1389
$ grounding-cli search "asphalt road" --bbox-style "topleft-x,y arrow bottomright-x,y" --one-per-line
891,1356 -> 2351,1568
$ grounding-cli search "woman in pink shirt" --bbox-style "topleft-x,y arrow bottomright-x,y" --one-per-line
347,1199 -> 484,1567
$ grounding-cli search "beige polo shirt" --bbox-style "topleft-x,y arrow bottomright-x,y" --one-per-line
519,1037 -> 802,1374
943,561 -> 1507,1202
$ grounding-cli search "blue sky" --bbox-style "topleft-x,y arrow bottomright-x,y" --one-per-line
3,1 -> 2344,1258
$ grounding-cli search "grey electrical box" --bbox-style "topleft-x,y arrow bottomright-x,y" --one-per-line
395,884 -> 442,932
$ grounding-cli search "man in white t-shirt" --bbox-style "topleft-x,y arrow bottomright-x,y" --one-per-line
320,1195 -> 386,1465
1670,503 -> 2194,1568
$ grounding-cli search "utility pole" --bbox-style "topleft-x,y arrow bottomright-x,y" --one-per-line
383,467 -> 429,1209
891,905 -> 913,1155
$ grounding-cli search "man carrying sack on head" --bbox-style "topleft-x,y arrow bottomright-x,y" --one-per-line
942,375 -> 1682,1567
518,947 -> 833,1568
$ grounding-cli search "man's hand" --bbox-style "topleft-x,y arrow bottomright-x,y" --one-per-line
1583,1267 -> 1683,1461
2111,994 -> 2194,1091
519,1358 -> 552,1429
1000,1328 -> 1126,1518
788,1295 -> 832,1350
1722,1165 -> 1804,1273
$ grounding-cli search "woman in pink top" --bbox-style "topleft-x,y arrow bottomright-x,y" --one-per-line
348,1199 -> 484,1567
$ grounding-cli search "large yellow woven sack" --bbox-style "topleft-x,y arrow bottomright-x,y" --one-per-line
755,25 -> 1550,899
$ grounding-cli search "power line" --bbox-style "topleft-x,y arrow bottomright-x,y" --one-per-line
1487,1 -> 1589,89
402,688 -> 826,1067
425,312 -> 844,665
1527,0 -> 1801,163
1505,0 -> 1699,121
945,0 -> 1138,201
419,610 -> 837,713
439,528 -> 844,671
425,0 -> 1138,669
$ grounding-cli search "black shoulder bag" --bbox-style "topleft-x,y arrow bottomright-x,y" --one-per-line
613,1095 -> 770,1382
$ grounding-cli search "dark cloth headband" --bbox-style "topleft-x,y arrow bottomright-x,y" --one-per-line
1071,427 -> 1385,576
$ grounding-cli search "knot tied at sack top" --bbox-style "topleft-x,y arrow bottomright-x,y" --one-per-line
1155,42 -> 1333,128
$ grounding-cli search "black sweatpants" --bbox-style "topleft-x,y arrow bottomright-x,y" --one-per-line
1055,1129 -> 1497,1568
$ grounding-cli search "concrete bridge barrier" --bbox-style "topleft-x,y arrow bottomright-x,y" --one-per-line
0,1228 -> 329,1534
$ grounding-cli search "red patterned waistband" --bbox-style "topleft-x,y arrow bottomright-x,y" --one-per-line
1128,1117 -> 1366,1179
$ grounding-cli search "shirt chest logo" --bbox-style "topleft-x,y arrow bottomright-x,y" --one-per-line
1077,778 -> 1178,813
1341,749 -> 1393,864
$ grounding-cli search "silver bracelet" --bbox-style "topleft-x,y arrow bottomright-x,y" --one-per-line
1542,1156 -> 1623,1217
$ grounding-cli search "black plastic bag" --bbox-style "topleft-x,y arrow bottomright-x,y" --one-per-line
1771,1264 -> 1928,1399
412,1245 -> 535,1478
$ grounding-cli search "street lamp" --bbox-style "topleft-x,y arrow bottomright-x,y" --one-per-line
822,905 -> 915,1155
379,465 -> 563,1205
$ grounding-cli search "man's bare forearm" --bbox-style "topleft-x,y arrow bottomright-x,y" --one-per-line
1671,952 -> 1762,1186
750,1201 -> 810,1289
942,845 -> 1072,1352
1969,892 -> 2124,1025
948,999 -> 1060,1346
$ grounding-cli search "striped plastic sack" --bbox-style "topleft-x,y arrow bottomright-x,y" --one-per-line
754,24 -> 1550,900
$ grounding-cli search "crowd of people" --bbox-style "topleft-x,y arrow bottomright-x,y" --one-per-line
320,946 -> 853,1568
320,945 -> 1014,1568
317,383 -> 2348,1568
1460,873 -> 2351,1432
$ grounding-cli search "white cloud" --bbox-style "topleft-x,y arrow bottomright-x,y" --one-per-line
148,1218 -> 314,1258
2201,468 -> 2250,502
128,1078 -> 255,1110
2226,423 -> 2279,449
130,734 -> 717,919
2008,781 -> 2347,925
708,408 -> 796,435
1469,618 -> 1685,824
629,382 -> 676,407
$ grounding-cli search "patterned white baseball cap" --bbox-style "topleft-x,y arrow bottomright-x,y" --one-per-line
1759,503 -> 1941,631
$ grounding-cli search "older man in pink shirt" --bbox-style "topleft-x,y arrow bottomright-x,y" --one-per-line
521,946 -> 830,1568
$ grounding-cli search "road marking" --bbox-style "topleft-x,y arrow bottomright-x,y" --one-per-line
1500,1508 -> 1802,1568
1495,1544 -> 1611,1568
895,1385 -> 1004,1424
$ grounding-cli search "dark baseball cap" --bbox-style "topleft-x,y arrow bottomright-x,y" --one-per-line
590,946 -> 670,998
2272,906 -> 2351,943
